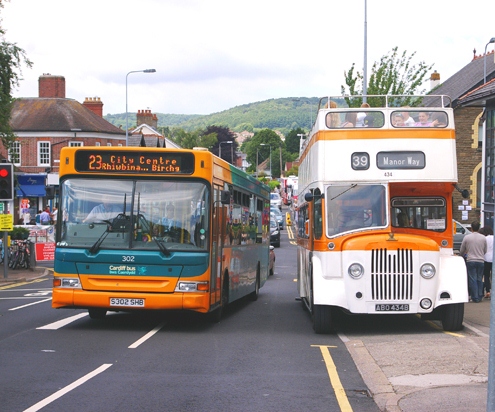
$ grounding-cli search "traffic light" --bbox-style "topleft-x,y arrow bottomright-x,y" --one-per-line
0,164 -> 14,201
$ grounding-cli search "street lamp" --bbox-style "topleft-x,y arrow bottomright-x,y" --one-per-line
219,140 -> 233,162
484,38 -> 495,84
126,69 -> 156,146
260,143 -> 272,178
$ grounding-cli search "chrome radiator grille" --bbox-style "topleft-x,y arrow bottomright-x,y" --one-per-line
370,248 -> 413,300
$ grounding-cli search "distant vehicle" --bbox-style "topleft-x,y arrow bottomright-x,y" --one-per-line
270,192 -> 282,210
270,217 -> 280,247
269,245 -> 276,276
270,207 -> 284,230
453,220 -> 471,251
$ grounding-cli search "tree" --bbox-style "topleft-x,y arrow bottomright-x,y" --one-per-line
245,129 -> 283,177
207,125 -> 237,164
0,0 -> 32,151
285,128 -> 305,154
341,47 -> 433,107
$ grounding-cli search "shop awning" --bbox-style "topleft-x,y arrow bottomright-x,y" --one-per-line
16,175 -> 46,197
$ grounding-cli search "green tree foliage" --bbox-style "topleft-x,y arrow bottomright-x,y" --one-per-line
341,47 -> 433,107
207,125 -> 238,164
0,0 -> 32,151
285,128 -> 305,154
245,129 -> 283,177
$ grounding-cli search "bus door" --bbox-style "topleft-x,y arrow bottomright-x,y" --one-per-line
210,185 -> 224,307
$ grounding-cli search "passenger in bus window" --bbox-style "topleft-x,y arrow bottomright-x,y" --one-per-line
401,109 -> 415,126
414,112 -> 433,127
396,211 -> 410,227
325,101 -> 340,128
356,103 -> 370,127
392,113 -> 405,127
431,112 -> 447,127
341,112 -> 357,128
161,205 -> 181,230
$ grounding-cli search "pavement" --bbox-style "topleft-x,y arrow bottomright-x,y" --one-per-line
0,263 -> 493,411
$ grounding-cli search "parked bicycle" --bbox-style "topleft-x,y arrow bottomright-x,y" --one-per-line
8,240 -> 31,270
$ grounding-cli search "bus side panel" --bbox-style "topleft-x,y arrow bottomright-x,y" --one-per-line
435,254 -> 469,306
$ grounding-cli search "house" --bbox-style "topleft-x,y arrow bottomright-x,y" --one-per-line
429,49 -> 495,223
129,109 -> 180,149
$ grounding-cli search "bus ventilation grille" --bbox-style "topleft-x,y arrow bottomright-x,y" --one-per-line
370,248 -> 413,300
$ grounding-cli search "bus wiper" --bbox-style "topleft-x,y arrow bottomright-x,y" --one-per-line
154,237 -> 171,257
89,221 -> 113,254
331,184 -> 357,200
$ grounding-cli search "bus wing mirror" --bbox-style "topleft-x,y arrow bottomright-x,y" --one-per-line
304,192 -> 314,202
220,190 -> 231,204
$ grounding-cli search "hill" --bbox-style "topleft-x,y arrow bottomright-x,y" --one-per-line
104,97 -> 322,135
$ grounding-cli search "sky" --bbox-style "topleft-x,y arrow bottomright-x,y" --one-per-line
2,0 -> 495,116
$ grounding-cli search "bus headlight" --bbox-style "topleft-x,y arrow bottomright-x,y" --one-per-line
420,263 -> 436,279
348,263 -> 364,279
175,281 -> 209,292
53,278 -> 81,288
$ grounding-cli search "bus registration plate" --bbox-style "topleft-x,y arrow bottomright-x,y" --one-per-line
110,298 -> 145,307
375,304 -> 409,312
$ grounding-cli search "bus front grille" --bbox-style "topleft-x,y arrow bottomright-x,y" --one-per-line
370,248 -> 413,300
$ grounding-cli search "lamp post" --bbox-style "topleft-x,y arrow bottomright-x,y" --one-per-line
484,38 -> 495,84
219,140 -> 233,162
256,149 -> 259,178
126,69 -> 156,146
260,143 -> 271,178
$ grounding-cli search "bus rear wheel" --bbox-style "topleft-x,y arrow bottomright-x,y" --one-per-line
88,308 -> 107,320
441,303 -> 464,331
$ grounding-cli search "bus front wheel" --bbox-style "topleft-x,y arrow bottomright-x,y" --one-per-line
313,304 -> 333,334
441,303 -> 464,331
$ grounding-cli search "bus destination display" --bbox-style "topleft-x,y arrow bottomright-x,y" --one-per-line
74,150 -> 195,174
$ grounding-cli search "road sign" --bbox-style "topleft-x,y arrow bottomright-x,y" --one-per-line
0,214 -> 13,231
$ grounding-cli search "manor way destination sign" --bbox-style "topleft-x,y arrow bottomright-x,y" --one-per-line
377,151 -> 425,169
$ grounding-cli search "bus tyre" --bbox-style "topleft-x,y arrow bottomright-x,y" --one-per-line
441,303 -> 464,331
88,308 -> 107,320
313,304 -> 333,334
249,272 -> 260,301
209,275 -> 229,323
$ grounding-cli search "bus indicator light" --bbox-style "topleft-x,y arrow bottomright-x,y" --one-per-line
0,164 -> 13,201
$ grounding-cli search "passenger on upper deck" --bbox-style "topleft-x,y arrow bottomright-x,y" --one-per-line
414,112 -> 433,127
431,112 -> 448,127
401,107 -> 415,126
356,103 -> 370,127
341,112 -> 357,128
392,113 -> 405,127
325,101 -> 340,128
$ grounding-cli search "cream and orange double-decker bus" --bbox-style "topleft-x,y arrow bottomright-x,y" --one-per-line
52,147 -> 270,321
297,95 -> 468,333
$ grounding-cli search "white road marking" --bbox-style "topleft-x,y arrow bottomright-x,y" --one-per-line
37,312 -> 89,329
23,363 -> 113,412
9,298 -> 52,311
128,322 -> 166,348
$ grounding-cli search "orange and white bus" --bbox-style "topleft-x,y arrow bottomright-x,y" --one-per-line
52,147 -> 271,320
297,95 -> 468,333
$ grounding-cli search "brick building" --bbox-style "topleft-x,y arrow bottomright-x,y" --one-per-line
430,50 -> 495,223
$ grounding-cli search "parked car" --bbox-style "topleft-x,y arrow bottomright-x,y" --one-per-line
269,245 -> 275,276
270,207 -> 284,230
453,219 -> 471,251
270,217 -> 280,247
270,192 -> 282,211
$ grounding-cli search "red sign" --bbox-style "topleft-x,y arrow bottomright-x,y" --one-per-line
35,242 -> 55,261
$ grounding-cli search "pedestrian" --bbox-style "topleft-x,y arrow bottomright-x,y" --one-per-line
459,221 -> 487,302
40,207 -> 51,225
35,210 -> 42,225
480,226 -> 493,299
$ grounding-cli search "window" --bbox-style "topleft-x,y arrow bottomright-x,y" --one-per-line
8,141 -> 20,165
38,141 -> 50,166
391,197 -> 446,231
70,141 -> 83,147
325,184 -> 387,236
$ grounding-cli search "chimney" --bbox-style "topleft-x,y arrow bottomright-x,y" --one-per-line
136,109 -> 158,129
430,70 -> 440,90
83,97 -> 104,117
38,74 -> 66,98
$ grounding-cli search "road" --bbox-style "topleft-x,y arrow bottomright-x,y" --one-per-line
0,230 -> 379,412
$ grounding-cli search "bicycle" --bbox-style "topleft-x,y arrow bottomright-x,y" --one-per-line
8,240 -> 30,270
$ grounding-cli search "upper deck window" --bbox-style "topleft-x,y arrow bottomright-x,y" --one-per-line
391,110 -> 448,128
326,111 -> 385,129
391,197 -> 446,231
